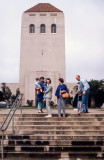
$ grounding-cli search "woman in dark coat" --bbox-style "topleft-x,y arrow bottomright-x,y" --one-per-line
37,89 -> 44,113
55,78 -> 68,117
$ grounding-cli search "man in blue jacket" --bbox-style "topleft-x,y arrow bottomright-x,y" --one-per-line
76,75 -> 90,113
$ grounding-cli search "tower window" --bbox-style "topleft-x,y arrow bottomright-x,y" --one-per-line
40,24 -> 46,33
30,24 -> 35,33
51,24 -> 56,33
50,14 -> 57,16
40,14 -> 46,16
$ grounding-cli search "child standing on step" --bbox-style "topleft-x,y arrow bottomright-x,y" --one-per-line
35,78 -> 41,90
77,92 -> 83,114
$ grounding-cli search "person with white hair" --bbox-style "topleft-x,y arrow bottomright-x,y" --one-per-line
76,75 -> 90,113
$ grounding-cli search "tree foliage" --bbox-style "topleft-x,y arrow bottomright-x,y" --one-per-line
89,80 -> 103,94
1,83 -> 12,101
27,100 -> 34,107
1,83 -> 20,104
73,80 -> 104,108
89,79 -> 104,108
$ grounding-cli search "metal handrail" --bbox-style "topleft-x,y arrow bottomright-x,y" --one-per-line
0,95 -> 19,131
0,93 -> 23,159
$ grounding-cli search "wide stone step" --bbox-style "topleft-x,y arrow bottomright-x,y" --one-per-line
1,140 -> 72,146
2,125 -> 104,131
0,151 -> 61,158
19,113 -> 104,117
1,113 -> 104,118
1,151 -> 104,158
1,119 -> 104,126
3,130 -> 104,135
6,135 -> 104,141
14,121 -> 104,125
68,151 -> 104,158
14,117 -> 104,121
0,151 -> 104,158
12,125 -> 104,130
2,125 -> 104,135
2,145 -> 102,152
3,139 -> 104,146
16,130 -> 104,135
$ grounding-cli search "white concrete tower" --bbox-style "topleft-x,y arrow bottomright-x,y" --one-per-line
19,3 -> 66,105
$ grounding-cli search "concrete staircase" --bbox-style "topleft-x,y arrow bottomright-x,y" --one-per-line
0,113 -> 104,159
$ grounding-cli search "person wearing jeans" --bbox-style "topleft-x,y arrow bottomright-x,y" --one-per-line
77,92 -> 83,114
57,97 -> 66,117
76,75 -> 90,113
82,89 -> 90,112
44,78 -> 53,118
55,78 -> 68,117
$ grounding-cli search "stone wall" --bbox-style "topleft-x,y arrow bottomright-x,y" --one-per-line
66,83 -> 78,98
0,82 -> 77,105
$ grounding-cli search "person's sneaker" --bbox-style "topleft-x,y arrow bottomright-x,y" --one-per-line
45,115 -> 52,118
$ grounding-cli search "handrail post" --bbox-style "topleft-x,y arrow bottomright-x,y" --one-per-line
20,96 -> 22,114
1,131 -> 4,159
12,116 -> 15,135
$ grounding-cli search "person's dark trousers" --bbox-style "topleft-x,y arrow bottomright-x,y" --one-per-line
82,89 -> 90,112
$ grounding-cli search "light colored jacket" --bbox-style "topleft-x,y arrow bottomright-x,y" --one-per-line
78,79 -> 90,92
45,84 -> 53,99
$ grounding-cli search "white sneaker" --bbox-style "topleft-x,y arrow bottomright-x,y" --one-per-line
45,115 -> 52,118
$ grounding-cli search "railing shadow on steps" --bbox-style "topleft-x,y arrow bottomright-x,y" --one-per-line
0,93 -> 23,159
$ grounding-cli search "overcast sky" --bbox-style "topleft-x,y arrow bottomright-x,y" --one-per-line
0,0 -> 104,83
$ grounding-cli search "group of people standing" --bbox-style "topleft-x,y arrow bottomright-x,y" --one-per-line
35,77 -> 52,116
35,75 -> 90,117
35,77 -> 68,117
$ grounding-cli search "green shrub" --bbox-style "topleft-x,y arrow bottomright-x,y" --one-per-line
27,100 -> 34,107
